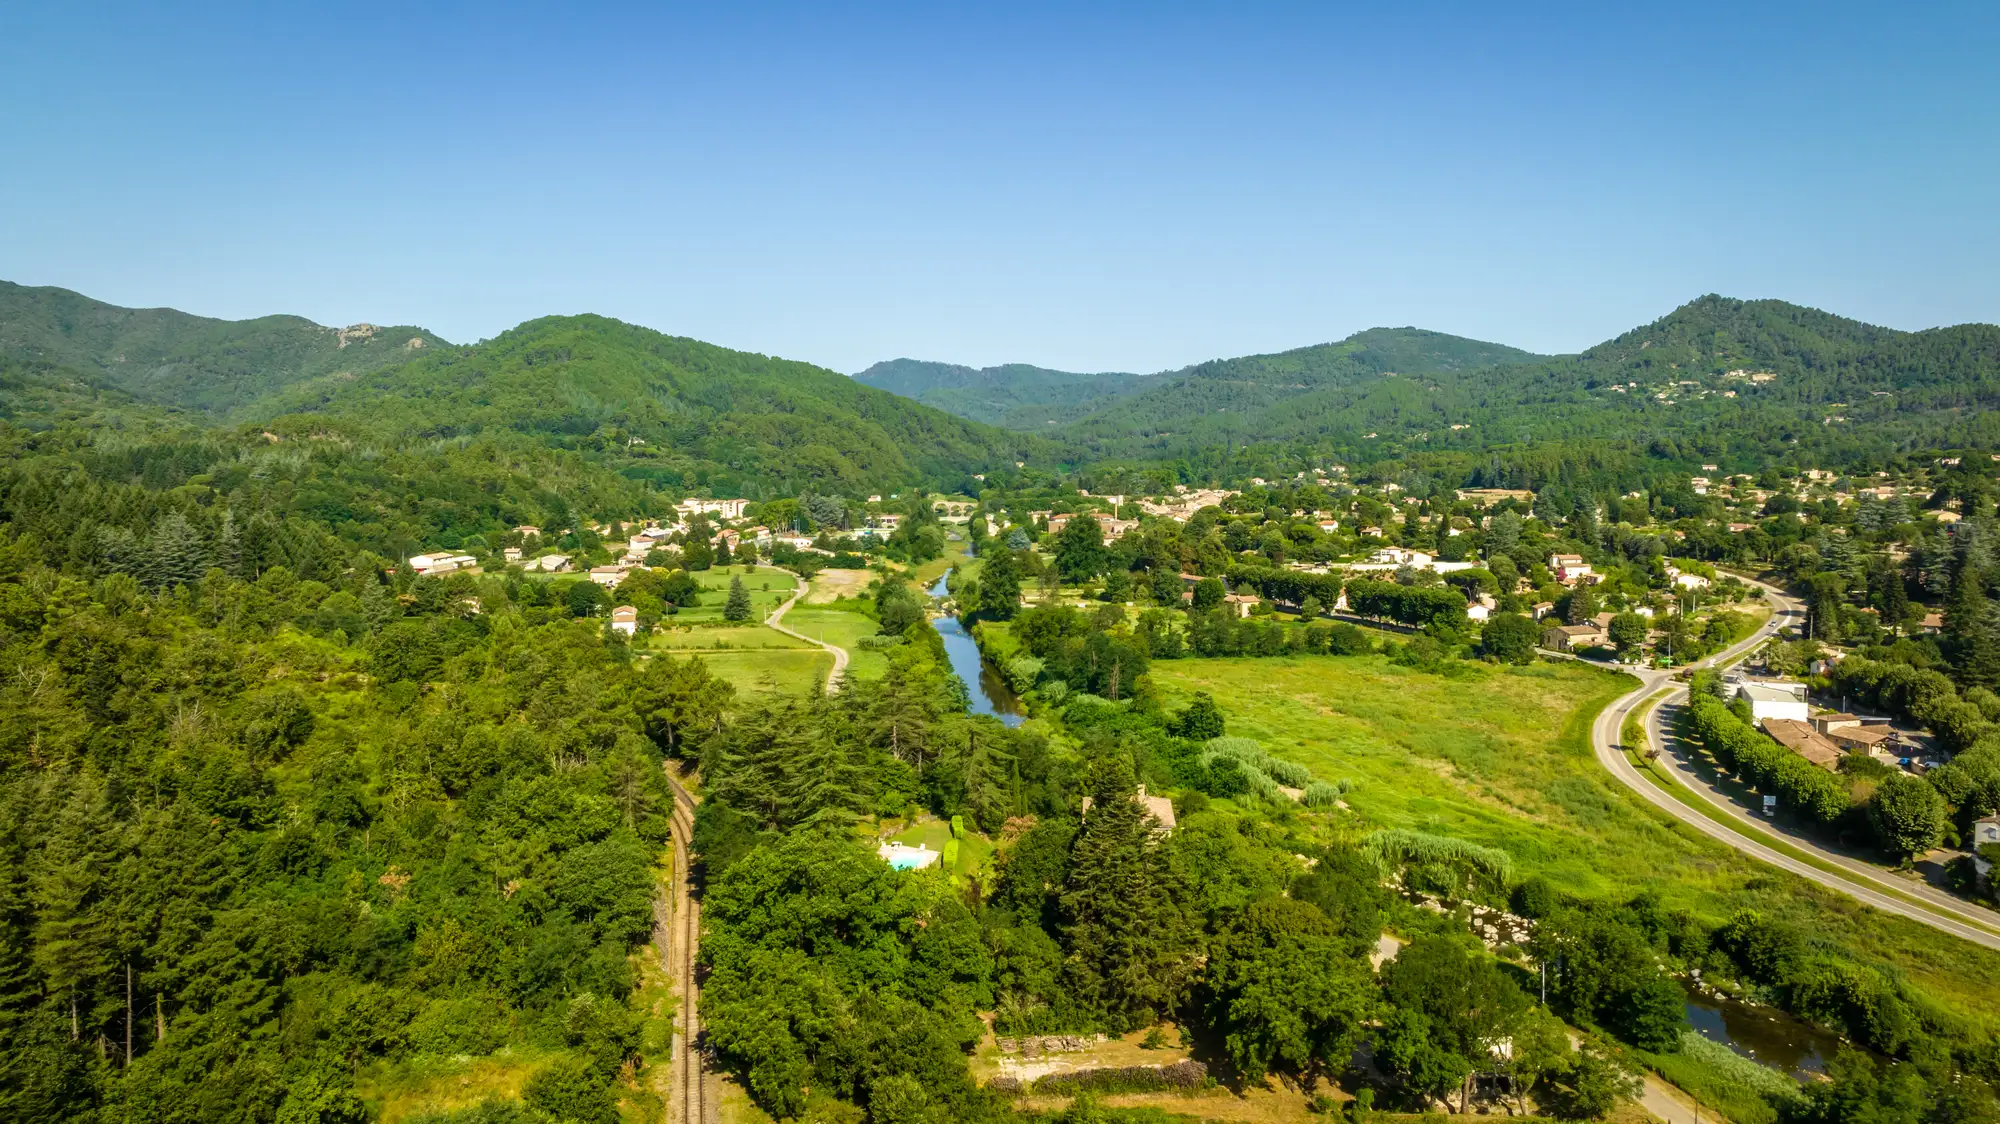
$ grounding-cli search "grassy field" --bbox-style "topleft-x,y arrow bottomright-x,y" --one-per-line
783,604 -> 890,680
689,649 -> 833,695
359,1047 -> 559,1122
1147,653 -> 2000,1016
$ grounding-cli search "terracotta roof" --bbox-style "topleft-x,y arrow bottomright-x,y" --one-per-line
1762,719 -> 1842,770
1828,724 -> 1895,748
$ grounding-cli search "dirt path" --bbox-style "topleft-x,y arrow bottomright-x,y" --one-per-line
766,588 -> 848,693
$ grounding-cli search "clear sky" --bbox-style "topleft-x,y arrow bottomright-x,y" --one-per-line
3,2 -> 1996,374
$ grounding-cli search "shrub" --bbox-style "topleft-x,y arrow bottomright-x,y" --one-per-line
1301,780 -> 1349,808
1030,1060 -> 1209,1096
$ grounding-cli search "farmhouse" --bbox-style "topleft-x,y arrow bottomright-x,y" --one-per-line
1080,784 -> 1178,834
610,605 -> 638,636
1221,593 -> 1261,619
1761,718 -> 1843,771
1541,623 -> 1605,652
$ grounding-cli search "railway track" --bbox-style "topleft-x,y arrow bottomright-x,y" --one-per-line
663,769 -> 712,1124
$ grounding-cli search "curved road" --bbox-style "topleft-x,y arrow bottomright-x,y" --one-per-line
1590,578 -> 2000,950
766,586 -> 849,694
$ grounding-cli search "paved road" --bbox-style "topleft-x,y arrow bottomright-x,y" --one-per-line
766,587 -> 848,693
1589,578 -> 2000,951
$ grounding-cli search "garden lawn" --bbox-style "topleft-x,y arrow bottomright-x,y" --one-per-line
1148,654 -> 2000,1018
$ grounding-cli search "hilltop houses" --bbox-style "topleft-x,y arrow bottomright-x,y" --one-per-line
676,497 -> 749,521
408,552 -> 478,576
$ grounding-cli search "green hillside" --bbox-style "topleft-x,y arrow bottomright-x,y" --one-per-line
852,357 -> 1152,428
1055,299 -> 2000,469
0,280 -> 448,413
252,314 -> 1049,494
1055,326 -> 1545,456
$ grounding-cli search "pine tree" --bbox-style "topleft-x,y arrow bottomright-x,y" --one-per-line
147,512 -> 211,589
215,510 -> 243,579
724,576 -> 753,622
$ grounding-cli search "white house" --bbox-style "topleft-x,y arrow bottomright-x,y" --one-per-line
503,546 -> 523,563
589,565 -> 629,588
1550,555 -> 1594,585
529,554 -> 571,573
1737,682 -> 1810,723
610,605 -> 638,636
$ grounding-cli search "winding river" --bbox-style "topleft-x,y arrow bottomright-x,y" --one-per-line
927,574 -> 1025,727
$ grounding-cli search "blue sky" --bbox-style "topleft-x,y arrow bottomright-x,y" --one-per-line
3,2 -> 1996,373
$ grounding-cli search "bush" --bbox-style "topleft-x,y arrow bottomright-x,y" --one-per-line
1511,875 -> 1561,919
1301,780 -> 1348,809
1030,1060 -> 1209,1096
522,1056 -> 618,1124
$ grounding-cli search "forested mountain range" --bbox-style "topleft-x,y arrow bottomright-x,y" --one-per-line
0,280 -> 448,414
1044,298 -> 2000,471
0,285 -> 1052,498
851,358 -> 1153,428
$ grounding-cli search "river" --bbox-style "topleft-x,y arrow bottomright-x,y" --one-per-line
927,574 -> 1025,727
1683,989 -> 1847,1078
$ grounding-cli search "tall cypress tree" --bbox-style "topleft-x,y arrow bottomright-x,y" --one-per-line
1946,569 -> 2000,691
1879,569 -> 1911,636
1059,759 -> 1194,1028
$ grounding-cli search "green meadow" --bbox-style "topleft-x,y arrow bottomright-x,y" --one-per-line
1148,653 -> 2000,1017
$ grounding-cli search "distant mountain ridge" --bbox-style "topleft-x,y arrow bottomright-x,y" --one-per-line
856,300 -> 2000,468
0,280 -> 449,414
863,327 -> 1546,441
1057,296 -> 2000,465
852,358 -> 1155,428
